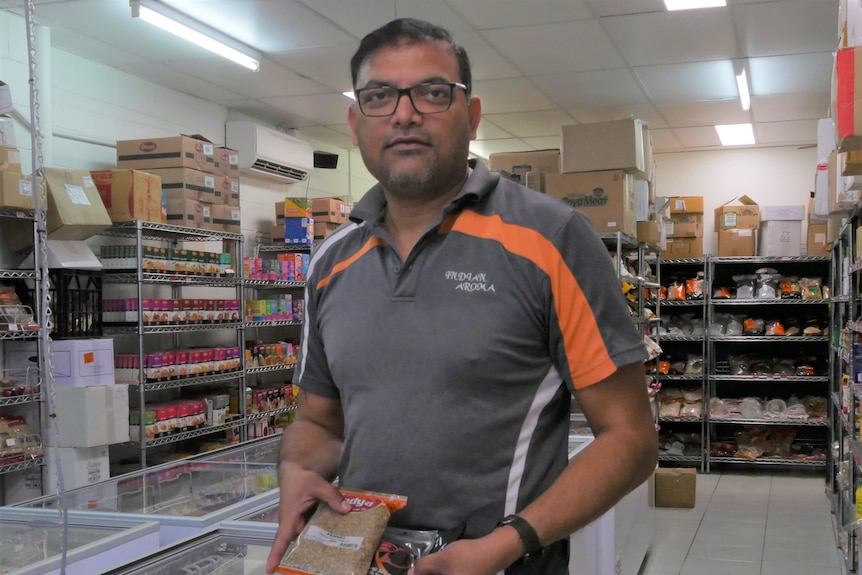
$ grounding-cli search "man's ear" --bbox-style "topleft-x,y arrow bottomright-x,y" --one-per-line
468,95 -> 482,140
348,104 -> 359,146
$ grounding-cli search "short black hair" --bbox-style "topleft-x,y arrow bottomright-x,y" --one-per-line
350,18 -> 472,96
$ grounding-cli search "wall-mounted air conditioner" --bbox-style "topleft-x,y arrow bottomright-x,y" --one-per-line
226,121 -> 314,184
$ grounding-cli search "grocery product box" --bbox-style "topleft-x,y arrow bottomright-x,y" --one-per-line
311,197 -> 349,224
214,175 -> 240,206
0,171 -> 33,210
0,146 -> 21,172
166,198 -> 208,228
489,149 -> 559,191
545,170 -> 636,236
759,220 -> 802,257
660,237 -> 703,260
561,119 -> 646,175
760,205 -> 805,221
4,338 -> 114,386
717,228 -> 756,257
270,224 -> 285,244
0,80 -> 11,115
636,220 -> 661,245
279,198 -> 312,218
284,216 -> 313,245
89,169 -> 163,223
149,167 -> 215,204
211,204 -> 241,234
46,446 -> 110,490
116,134 -> 215,173
314,221 -> 341,241
667,196 -> 704,214
807,223 -> 829,256
54,385 -> 130,447
714,195 -> 760,230
653,468 -> 696,508
43,168 -> 112,241
664,214 -> 703,238
214,146 -> 239,178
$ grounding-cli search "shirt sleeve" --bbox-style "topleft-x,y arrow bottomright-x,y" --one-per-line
292,261 -> 340,399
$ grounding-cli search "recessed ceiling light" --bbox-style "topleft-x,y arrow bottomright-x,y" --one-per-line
342,91 -> 356,101
715,123 -> 755,146
664,0 -> 727,11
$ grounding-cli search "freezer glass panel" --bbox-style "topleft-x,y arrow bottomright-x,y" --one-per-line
110,534 -> 271,575
240,504 -> 278,524
0,517 -> 116,572
198,436 -> 281,465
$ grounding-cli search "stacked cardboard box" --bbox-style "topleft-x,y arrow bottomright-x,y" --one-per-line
273,199 -> 313,245
89,169 -> 164,223
311,197 -> 350,242
488,150 -> 560,193
0,143 -> 31,211
807,196 -> 829,256
759,205 -> 805,257
661,197 -> 704,259
715,195 -> 760,257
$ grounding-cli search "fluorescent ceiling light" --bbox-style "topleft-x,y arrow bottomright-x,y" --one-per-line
735,69 -> 751,111
664,0 -> 726,10
342,91 -> 356,101
715,123 -> 755,146
132,1 -> 261,71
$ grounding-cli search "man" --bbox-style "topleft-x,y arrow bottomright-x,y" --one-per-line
266,18 -> 657,575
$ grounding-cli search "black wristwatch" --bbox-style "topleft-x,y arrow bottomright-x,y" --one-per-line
497,514 -> 543,556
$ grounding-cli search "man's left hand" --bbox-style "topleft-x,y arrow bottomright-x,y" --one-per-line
409,537 -> 513,575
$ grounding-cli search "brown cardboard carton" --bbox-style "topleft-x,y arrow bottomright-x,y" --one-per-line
213,147 -> 239,178
116,134 -> 215,173
638,123 -> 654,182
0,171 -> 34,210
89,169 -> 162,223
211,204 -> 241,234
718,229 -> 756,257
279,198 -> 311,218
665,214 -> 704,238
654,468 -> 696,508
668,196 -> 704,214
545,170 -> 636,237
270,224 -> 285,244
807,223 -> 829,256
714,195 -> 760,230
214,175 -> 240,206
313,221 -> 341,241
311,197 -> 349,224
636,220 -> 661,245
488,149 -> 560,180
660,237 -> 703,260
43,168 -> 112,240
561,119 -> 646,175
166,198 -> 206,228
148,167 -> 215,204
0,146 -> 21,173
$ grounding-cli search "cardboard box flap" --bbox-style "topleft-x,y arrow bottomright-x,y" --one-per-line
181,133 -> 214,144
715,195 -> 761,230
43,168 -> 112,240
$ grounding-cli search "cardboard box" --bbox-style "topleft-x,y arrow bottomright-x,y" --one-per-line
561,119 -> 646,174
270,224 -> 285,244
148,167 -> 215,204
635,179 -> 650,222
660,237 -> 703,260
42,168 -> 112,241
639,123 -> 654,182
311,197 -> 349,224
284,216 -> 313,245
636,220 -> 661,245
489,149 -> 560,189
760,205 -> 805,221
4,338 -> 114,386
718,228 -> 756,257
654,468 -> 696,508
214,175 -> 240,206
89,169 -> 163,223
807,223 -> 829,256
314,221 -> 341,241
664,214 -> 704,238
0,171 -> 33,210
0,117 -> 15,148
715,195 -> 760,230
116,134 -> 215,173
668,196 -> 704,214
46,446 -> 110,491
279,198 -> 312,218
0,80 -> 12,115
166,198 -> 208,228
759,220 -> 802,257
545,170 -> 636,236
211,204 -> 241,234
0,146 -> 21,172
214,146 -> 239,178
54,385 -> 129,447
841,0 -> 862,48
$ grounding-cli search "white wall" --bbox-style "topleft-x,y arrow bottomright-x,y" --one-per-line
655,147 -> 818,255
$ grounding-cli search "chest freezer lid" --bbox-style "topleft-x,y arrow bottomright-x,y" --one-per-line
196,435 -> 281,465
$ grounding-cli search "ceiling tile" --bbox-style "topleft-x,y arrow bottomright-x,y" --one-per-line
392,0 -> 477,34
674,126 -> 724,148
323,124 -> 355,138
521,136 -> 561,150
657,99 -> 751,128
649,128 -> 684,152
270,43 -> 358,93
585,0 -> 665,17
469,138 -> 535,159
292,0 -> 392,38
448,0 -> 592,29
472,78 -> 557,114
263,93 -> 352,125
227,100 -> 316,129
297,125 -> 355,149
755,119 -> 818,145
481,20 -> 626,76
533,68 -> 648,109
636,60 -> 737,102
749,53 -> 834,96
50,26 -> 147,69
732,0 -> 838,57
454,32 -> 520,81
483,110 -> 576,138
122,62 -> 245,105
751,93 -> 830,123
475,118 -> 515,140
568,104 -> 667,129
602,8 -> 736,67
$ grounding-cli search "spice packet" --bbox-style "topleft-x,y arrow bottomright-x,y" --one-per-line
277,488 -> 408,575
367,527 -> 443,575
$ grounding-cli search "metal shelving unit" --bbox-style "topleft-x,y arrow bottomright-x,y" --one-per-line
709,418 -> 829,427
0,457 -> 44,476
245,364 -> 296,375
103,272 -> 241,287
708,457 -> 826,467
136,371 -> 243,392
105,323 -> 244,335
144,420 -> 246,448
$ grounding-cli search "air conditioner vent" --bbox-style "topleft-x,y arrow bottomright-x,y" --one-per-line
250,159 -> 309,182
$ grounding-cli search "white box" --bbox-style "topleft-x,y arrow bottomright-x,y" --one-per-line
5,338 -> 115,386
759,221 -> 802,257
635,179 -> 650,221
0,117 -> 15,148
760,205 -> 806,221
54,385 -> 129,447
817,118 -> 836,163
0,81 -> 12,115
45,446 -> 110,491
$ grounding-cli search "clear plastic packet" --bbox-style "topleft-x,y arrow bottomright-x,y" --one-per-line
743,317 -> 765,336
367,527 -> 443,575
684,355 -> 703,375
278,489 -> 409,575
733,274 -> 757,299
799,277 -> 822,300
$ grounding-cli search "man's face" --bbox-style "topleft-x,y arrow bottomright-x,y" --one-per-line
348,40 -> 481,201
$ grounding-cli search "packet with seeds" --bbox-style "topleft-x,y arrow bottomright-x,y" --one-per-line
367,527 -> 443,575
277,488 -> 408,575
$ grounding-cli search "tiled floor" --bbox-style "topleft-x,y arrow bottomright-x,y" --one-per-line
640,471 -> 846,575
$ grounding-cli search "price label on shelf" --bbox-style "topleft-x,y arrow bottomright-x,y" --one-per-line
7,323 -> 18,332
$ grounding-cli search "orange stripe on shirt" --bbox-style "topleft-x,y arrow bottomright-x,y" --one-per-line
451,210 -> 616,389
316,236 -> 387,290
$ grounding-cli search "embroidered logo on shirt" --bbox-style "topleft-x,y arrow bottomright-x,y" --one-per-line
445,270 -> 496,292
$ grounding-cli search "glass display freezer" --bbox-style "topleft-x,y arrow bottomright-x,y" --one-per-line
196,435 -> 281,465
15,461 -> 280,546
0,507 -> 160,575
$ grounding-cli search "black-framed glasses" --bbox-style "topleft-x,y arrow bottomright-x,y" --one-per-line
354,82 -> 468,117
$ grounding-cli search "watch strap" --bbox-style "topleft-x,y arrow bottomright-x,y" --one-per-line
497,514 -> 543,556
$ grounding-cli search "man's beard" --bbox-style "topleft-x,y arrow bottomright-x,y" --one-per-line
377,146 -> 467,202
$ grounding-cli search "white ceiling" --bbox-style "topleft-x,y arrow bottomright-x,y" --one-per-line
0,0 -> 839,156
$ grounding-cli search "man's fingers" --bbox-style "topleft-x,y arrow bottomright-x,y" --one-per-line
265,526 -> 292,573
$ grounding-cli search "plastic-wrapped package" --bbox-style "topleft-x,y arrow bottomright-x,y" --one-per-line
682,388 -> 702,403
804,396 -> 828,422
774,358 -> 795,376
750,359 -> 774,375
684,355 -> 703,375
765,320 -> 785,336
740,397 -> 764,419
368,527 -> 443,575
764,399 -> 787,419
726,315 -> 744,336
784,395 -> 808,419
709,397 -> 730,418
668,278 -> 686,301
743,317 -> 765,336
733,275 -> 757,299
685,272 -> 705,300
713,286 -> 732,299
756,274 -> 779,299
670,360 -> 687,375
680,402 -> 702,418
778,276 -> 802,299
799,277 -> 822,300
728,355 -> 751,375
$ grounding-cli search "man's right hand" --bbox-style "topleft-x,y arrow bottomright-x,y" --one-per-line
265,461 -> 352,573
